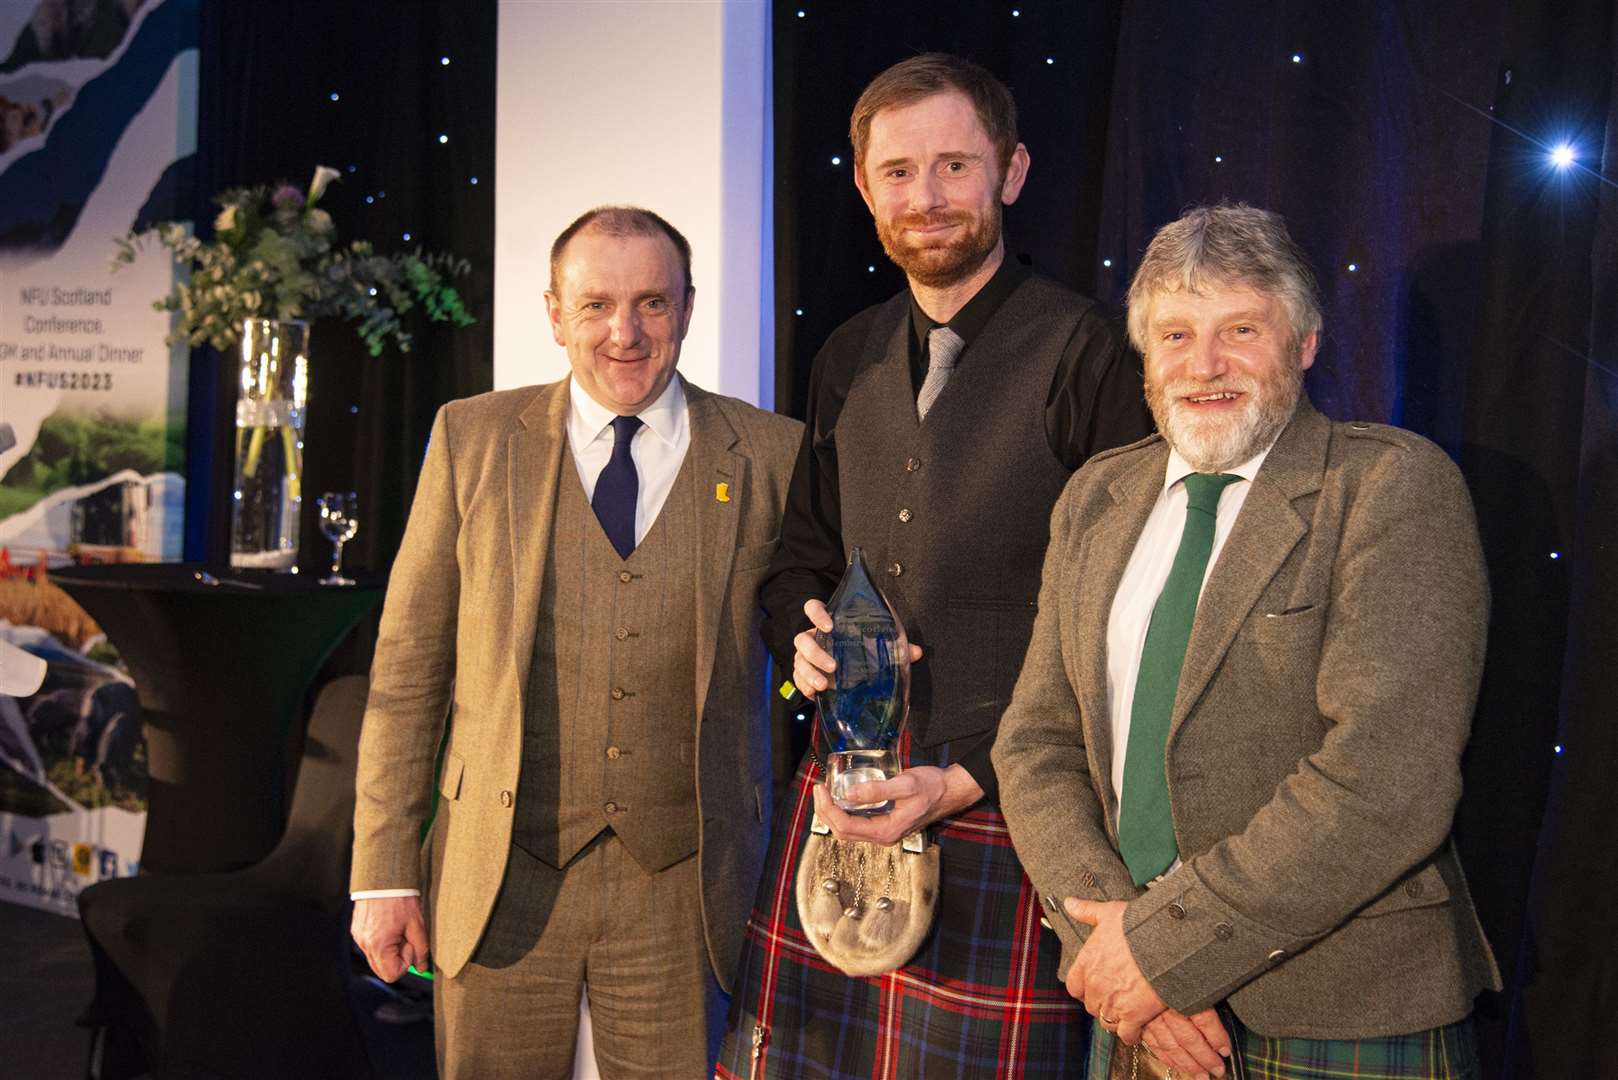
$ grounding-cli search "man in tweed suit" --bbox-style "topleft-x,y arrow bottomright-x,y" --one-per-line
994,205 -> 1501,1079
349,206 -> 801,1077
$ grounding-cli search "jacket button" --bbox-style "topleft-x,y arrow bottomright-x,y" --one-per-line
1213,922 -> 1233,941
611,687 -> 626,700
888,562 -> 903,577
898,508 -> 912,523
905,457 -> 921,472
606,746 -> 622,760
619,570 -> 633,583
1167,901 -> 1186,920
1081,871 -> 1097,889
1039,916 -> 1052,930
1043,894 -> 1058,910
615,626 -> 629,641
499,790 -> 512,808
1405,879 -> 1425,898
604,801 -> 619,814
1267,948 -> 1287,963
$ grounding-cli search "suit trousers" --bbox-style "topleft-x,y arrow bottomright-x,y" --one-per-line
435,831 -> 723,1079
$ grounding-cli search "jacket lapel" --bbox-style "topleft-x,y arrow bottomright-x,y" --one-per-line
1071,438 -> 1169,824
684,382 -> 743,724
1169,403 -> 1328,741
508,380 -> 570,720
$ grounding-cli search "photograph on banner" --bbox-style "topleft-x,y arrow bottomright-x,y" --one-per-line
0,0 -> 197,915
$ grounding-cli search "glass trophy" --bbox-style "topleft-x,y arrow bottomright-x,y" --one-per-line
815,546 -> 911,816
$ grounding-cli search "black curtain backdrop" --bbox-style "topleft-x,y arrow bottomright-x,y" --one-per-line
774,1 -> 1617,1076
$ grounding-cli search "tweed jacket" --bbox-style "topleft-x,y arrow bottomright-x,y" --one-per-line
350,377 -> 801,988
992,401 -> 1502,1039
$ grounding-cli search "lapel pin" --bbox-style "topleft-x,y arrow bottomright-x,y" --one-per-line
715,482 -> 731,503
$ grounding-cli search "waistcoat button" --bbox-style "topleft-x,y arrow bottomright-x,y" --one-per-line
604,801 -> 619,814
1213,922 -> 1234,941
898,508 -> 912,523
619,570 -> 633,583
905,458 -> 921,472
498,790 -> 512,808
611,687 -> 626,701
888,562 -> 903,577
606,746 -> 622,760
615,626 -> 629,641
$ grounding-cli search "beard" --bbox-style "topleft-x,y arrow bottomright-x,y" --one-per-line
1146,357 -> 1305,472
874,201 -> 1002,288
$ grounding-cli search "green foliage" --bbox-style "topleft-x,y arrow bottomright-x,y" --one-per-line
112,166 -> 476,355
47,753 -> 147,813
0,414 -> 169,498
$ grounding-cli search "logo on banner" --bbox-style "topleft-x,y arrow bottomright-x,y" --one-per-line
71,843 -> 94,877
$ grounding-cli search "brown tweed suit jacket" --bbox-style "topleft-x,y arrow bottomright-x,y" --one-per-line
992,400 -> 1502,1039
350,377 -> 801,988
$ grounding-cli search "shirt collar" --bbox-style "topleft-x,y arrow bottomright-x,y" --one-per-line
908,256 -> 1031,354
567,372 -> 687,449
1163,436 -> 1276,497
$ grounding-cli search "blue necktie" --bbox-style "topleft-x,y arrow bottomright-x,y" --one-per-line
592,415 -> 643,559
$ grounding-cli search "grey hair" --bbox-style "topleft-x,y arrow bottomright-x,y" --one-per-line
1125,203 -> 1322,353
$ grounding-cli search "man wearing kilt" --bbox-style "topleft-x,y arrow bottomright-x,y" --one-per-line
994,204 -> 1501,1079
716,55 -> 1151,1077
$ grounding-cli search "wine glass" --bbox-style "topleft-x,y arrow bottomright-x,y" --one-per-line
317,492 -> 359,585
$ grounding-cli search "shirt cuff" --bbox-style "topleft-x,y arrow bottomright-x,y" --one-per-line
954,732 -> 999,806
351,888 -> 422,900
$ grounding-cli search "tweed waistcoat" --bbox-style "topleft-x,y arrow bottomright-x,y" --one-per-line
512,451 -> 700,872
836,277 -> 1080,747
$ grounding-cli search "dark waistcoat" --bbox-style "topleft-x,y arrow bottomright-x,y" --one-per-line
836,276 -> 1082,749
512,452 -> 700,872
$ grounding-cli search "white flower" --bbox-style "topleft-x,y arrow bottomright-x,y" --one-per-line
308,165 -> 342,205
215,205 -> 238,232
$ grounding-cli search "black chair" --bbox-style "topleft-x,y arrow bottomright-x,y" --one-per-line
78,675 -> 375,1079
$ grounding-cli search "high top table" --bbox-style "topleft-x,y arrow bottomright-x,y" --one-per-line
49,563 -> 384,874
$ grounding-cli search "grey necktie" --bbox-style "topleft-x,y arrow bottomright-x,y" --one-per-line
917,326 -> 966,421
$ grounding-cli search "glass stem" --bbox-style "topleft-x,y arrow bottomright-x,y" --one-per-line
331,539 -> 344,579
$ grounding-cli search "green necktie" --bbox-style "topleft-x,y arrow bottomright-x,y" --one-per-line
1118,472 -> 1241,886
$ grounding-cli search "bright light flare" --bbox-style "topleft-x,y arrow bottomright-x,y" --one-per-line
1550,143 -> 1577,169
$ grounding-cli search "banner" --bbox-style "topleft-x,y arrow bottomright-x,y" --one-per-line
0,0 -> 197,915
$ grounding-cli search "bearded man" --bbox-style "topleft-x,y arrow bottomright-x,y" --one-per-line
716,53 -> 1151,1078
993,203 -> 1501,1079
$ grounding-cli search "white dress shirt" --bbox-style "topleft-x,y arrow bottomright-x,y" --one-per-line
352,374 -> 693,902
565,373 -> 691,542
1105,441 -> 1275,826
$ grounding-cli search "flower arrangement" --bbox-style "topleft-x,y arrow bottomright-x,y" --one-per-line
114,165 -> 475,356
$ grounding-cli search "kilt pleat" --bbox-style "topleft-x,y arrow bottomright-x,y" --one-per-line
716,746 -> 1089,1079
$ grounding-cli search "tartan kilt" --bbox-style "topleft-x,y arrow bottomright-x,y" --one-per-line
716,743 -> 1090,1079
1085,1017 -> 1481,1080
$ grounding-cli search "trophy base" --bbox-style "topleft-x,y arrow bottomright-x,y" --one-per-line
827,749 -> 900,816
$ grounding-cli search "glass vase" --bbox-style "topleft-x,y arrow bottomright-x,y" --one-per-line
230,318 -> 308,571
815,546 -> 911,815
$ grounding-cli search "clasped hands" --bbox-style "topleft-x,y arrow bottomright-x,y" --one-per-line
795,600 -> 980,844
1064,898 -> 1233,1078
